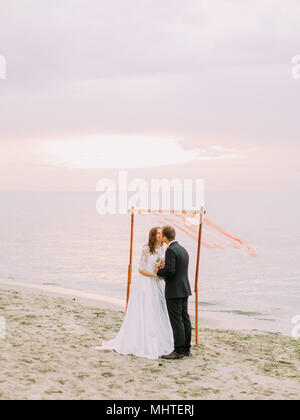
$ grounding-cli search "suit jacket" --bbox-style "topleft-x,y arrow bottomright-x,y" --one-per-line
157,241 -> 192,299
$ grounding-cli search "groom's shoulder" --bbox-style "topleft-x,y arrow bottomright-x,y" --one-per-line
166,244 -> 176,256
176,242 -> 189,255
172,241 -> 182,249
168,241 -> 181,254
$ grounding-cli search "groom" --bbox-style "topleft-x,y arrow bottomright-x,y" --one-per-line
156,226 -> 192,360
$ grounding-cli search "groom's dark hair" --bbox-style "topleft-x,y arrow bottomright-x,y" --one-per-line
162,225 -> 176,241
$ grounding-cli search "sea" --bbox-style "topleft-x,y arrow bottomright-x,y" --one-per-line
0,190 -> 299,336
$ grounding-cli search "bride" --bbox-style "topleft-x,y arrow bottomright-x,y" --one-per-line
95,227 -> 174,360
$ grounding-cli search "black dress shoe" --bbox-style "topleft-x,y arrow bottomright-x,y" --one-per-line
161,351 -> 185,360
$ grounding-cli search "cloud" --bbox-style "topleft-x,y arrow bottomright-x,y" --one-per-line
0,1 -> 299,190
1,0 -> 300,88
35,136 -> 240,169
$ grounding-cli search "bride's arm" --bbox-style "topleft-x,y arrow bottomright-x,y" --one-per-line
138,246 -> 158,278
139,268 -> 158,278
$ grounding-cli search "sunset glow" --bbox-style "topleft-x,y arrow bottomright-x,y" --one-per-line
36,137 -> 239,170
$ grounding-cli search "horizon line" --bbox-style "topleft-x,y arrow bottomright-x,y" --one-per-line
0,189 -> 297,193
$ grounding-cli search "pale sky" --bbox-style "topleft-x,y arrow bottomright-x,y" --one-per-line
0,0 -> 299,191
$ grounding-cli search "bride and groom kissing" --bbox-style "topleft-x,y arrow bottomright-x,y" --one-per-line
96,225 -> 192,360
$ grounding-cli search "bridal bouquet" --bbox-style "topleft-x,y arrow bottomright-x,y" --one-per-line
154,257 -> 164,271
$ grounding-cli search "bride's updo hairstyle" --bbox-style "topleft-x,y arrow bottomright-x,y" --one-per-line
147,227 -> 161,254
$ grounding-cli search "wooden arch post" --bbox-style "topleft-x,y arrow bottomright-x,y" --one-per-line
194,206 -> 205,345
126,206 -> 135,310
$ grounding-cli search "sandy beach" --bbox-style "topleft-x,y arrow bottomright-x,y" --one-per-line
0,286 -> 299,400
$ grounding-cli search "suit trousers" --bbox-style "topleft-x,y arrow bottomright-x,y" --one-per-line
166,297 -> 192,355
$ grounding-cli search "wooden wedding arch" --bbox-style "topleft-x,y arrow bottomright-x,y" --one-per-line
126,206 -> 206,345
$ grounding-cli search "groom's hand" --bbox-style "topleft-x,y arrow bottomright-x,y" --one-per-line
156,266 -> 165,279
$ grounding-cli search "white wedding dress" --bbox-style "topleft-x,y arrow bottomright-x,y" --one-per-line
97,245 -> 174,360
